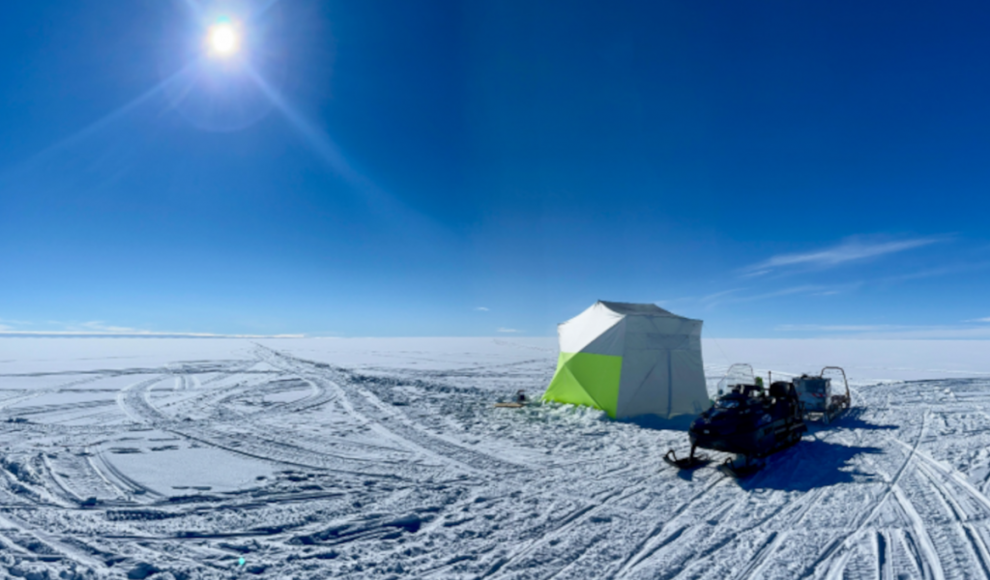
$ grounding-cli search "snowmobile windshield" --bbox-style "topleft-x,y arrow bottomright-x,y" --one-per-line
717,364 -> 755,395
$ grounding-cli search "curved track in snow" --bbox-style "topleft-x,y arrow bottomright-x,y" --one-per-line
2,342 -> 990,578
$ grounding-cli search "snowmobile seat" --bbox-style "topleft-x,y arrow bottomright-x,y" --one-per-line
737,384 -> 764,399
770,396 -> 788,416
769,381 -> 791,400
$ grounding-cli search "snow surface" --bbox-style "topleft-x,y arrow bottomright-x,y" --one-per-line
1,337 -> 990,578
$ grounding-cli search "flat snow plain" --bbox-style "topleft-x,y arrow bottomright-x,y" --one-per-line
2,337 -> 990,579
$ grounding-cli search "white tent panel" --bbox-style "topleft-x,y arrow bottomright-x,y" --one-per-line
616,353 -> 671,418
579,318 -> 626,357
670,349 -> 708,416
558,303 -> 624,354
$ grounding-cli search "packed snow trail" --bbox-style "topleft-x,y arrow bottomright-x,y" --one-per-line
0,338 -> 990,578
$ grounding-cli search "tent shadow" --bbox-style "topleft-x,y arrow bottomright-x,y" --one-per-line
738,439 -> 883,492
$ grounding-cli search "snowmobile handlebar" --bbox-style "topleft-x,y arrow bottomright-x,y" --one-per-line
819,366 -> 850,403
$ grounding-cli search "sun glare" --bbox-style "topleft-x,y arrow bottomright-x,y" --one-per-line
207,21 -> 240,57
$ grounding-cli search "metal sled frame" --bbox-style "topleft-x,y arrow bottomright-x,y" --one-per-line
819,366 -> 851,423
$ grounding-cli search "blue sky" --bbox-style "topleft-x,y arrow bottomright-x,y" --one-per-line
2,0 -> 990,338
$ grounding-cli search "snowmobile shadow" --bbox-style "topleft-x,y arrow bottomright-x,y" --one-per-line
838,407 -> 898,430
805,407 -> 898,434
619,414 -> 695,432
738,439 -> 883,492
674,461 -> 710,482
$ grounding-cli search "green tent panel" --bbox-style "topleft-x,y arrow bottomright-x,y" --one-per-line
543,352 -> 622,417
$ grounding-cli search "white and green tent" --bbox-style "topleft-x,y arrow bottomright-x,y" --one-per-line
543,301 -> 708,420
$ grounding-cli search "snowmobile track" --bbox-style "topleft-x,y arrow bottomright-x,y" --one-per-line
113,373 -> 422,478
608,474 -> 728,579
10,343 -> 990,579
483,487 -> 637,579
257,346 -> 532,476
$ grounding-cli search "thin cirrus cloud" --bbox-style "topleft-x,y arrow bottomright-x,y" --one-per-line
776,323 -> 990,340
775,324 -> 898,332
497,328 -> 521,333
0,329 -> 305,338
0,319 -> 303,338
703,285 -> 834,309
474,307 -> 490,312
740,236 -> 944,276
660,285 -> 849,311
697,288 -> 746,304
78,321 -> 139,333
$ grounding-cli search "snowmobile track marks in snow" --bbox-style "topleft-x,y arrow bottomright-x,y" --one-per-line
114,371 -> 421,478
12,344 -> 990,579
608,474 -> 729,579
481,487 -> 635,580
258,346 -> 531,476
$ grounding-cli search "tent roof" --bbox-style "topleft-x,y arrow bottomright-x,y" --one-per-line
596,301 -> 702,323
598,301 -> 676,316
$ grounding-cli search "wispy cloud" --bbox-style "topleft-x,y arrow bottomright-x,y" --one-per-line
657,288 -> 746,309
699,288 -> 746,303
967,317 -> 990,323
0,319 -> 303,338
708,285 -> 830,308
741,236 -> 944,276
837,326 -> 990,340
878,261 -> 990,284
474,307 -> 490,312
0,330 -> 305,338
659,284 -> 845,312
497,328 -> 521,333
776,324 -> 898,333
741,270 -> 771,279
78,321 -> 139,333
776,322 -> 990,339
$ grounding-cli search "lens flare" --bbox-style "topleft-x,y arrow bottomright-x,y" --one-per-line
207,21 -> 239,56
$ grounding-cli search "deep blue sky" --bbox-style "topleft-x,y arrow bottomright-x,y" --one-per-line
3,0 -> 990,338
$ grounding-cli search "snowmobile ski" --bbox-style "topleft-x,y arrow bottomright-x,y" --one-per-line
663,447 -> 709,470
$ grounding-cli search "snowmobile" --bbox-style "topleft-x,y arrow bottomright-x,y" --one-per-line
665,365 -> 807,477
793,366 -> 850,424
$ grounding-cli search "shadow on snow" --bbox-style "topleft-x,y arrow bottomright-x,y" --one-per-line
740,409 -> 894,491
740,439 -> 883,492
647,407 -> 895,490
803,406 -> 898,435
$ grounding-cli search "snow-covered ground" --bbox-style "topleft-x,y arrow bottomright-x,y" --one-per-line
1,337 -> 990,579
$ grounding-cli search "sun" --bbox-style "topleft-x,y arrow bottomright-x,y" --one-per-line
207,21 -> 240,57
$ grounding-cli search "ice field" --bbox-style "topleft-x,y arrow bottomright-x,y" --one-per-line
2,337 -> 990,579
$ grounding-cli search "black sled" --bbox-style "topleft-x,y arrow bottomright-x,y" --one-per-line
793,366 -> 851,424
